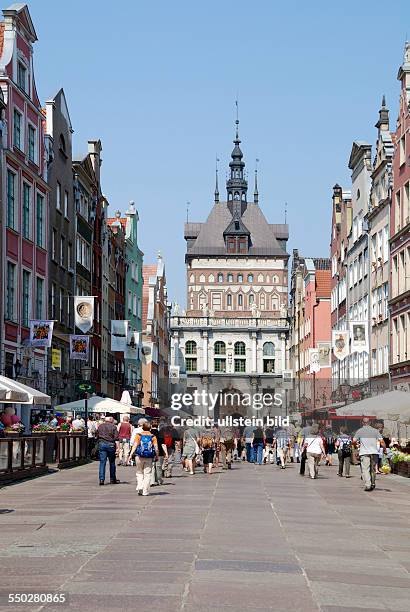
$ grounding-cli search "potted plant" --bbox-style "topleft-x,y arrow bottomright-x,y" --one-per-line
32,424 -> 55,434
57,423 -> 70,434
390,449 -> 410,478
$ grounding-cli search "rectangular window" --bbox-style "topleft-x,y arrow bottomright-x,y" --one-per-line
22,183 -> 31,239
52,228 -> 57,260
59,288 -> 64,323
185,358 -> 197,372
60,236 -> 65,267
7,170 -> 15,229
400,134 -> 406,166
56,181 -> 61,210
17,62 -> 27,92
36,193 -> 44,247
28,125 -> 36,162
234,359 -> 246,373
36,277 -> 44,319
51,283 -> 56,318
22,270 -> 30,327
396,190 -> 401,232
6,262 -> 16,321
64,190 -> 69,217
13,109 -> 21,149
214,358 -> 226,373
68,243 -> 72,270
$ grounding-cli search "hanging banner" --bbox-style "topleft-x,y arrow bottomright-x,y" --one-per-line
124,330 -> 140,360
317,342 -> 331,368
309,348 -> 320,374
141,342 -> 152,365
74,296 -> 94,333
111,320 -> 128,352
30,320 -> 54,347
332,330 -> 350,361
169,365 -> 180,382
350,321 -> 368,353
51,348 -> 61,369
69,335 -> 90,361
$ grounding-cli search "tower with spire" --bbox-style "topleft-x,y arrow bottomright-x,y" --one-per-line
226,118 -> 248,214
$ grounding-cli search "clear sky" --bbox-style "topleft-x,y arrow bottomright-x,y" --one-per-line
25,0 -> 410,304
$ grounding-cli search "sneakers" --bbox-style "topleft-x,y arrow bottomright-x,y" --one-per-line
136,488 -> 142,495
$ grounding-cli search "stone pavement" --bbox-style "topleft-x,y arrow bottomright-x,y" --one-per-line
1,459 -> 410,611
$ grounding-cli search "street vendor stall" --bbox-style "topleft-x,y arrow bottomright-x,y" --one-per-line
55,395 -> 145,418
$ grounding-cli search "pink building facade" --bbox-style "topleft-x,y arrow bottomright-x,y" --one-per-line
0,5 -> 49,387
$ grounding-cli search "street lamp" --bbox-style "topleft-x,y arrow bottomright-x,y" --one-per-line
135,379 -> 143,407
81,365 -> 93,457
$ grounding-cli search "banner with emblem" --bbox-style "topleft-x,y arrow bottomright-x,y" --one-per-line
309,348 -> 320,374
51,348 -> 61,369
317,342 -> 331,368
69,335 -> 90,361
332,330 -> 350,361
29,320 -> 54,347
74,296 -> 94,333
111,320 -> 128,352
124,330 -> 140,360
350,321 -> 368,354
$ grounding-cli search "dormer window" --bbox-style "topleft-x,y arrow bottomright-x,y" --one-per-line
17,62 -> 27,93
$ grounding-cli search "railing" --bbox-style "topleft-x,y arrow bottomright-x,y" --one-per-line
170,316 -> 288,329
56,433 -> 87,468
0,436 -> 47,482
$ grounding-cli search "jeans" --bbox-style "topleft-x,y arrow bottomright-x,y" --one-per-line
253,443 -> 263,465
99,442 -> 117,482
136,456 -> 154,495
337,450 -> 351,477
246,442 -> 255,462
360,454 -> 377,489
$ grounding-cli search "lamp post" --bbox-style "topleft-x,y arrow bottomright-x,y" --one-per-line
135,379 -> 143,407
81,365 -> 93,457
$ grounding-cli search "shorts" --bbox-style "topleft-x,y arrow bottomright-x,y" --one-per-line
202,448 -> 215,464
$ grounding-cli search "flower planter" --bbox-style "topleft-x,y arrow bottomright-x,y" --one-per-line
397,461 -> 410,478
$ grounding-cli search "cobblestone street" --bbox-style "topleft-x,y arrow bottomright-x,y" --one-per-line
1,461 -> 410,611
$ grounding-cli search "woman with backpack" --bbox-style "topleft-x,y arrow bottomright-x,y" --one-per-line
335,426 -> 352,478
128,421 -> 159,496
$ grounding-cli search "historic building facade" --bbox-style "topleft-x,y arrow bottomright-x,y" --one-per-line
390,43 -> 410,391
367,98 -> 393,393
330,184 -> 352,398
142,253 -> 170,409
44,88 -> 75,404
289,252 -> 331,415
0,4 -> 49,389
170,122 -> 289,418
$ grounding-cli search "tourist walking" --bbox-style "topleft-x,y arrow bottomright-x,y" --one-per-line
150,420 -> 166,485
251,425 -> 265,465
323,426 -> 336,466
162,424 -> 177,477
201,430 -> 216,474
220,426 -> 235,469
129,421 -> 159,496
263,426 -> 275,464
96,416 -> 120,485
244,424 -> 255,462
181,426 -> 199,475
304,424 -> 326,479
300,420 -> 313,476
275,428 -> 290,469
353,418 -> 386,491
335,426 -> 352,478
117,415 -> 132,466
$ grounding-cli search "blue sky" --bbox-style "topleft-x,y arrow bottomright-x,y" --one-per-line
26,0 -> 410,304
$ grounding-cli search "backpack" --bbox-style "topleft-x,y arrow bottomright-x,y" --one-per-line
164,433 -> 173,448
341,437 -> 352,458
136,433 -> 156,458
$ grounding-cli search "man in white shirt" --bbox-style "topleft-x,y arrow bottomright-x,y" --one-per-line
353,418 -> 386,491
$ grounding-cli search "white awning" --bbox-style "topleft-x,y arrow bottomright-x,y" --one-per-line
336,390 -> 410,423
0,375 -> 51,405
55,395 -> 145,415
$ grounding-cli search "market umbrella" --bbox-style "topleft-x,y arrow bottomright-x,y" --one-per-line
55,395 -> 145,415
0,375 -> 50,404
336,391 -> 410,423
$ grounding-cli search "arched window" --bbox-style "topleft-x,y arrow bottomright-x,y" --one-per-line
214,341 -> 226,355
189,274 -> 195,283
249,294 -> 254,306
238,294 -> 243,307
234,341 -> 246,355
237,273 -> 243,283
185,340 -> 197,355
227,273 -> 233,282
199,274 -> 205,283
248,274 -> 253,283
258,274 -> 264,283
272,275 -> 279,284
208,273 -> 215,283
227,294 -> 232,307
242,193 -> 246,201
218,273 -> 224,283
263,342 -> 275,373
234,192 -> 240,200
228,193 -> 233,201
263,342 -> 275,356
260,293 -> 266,309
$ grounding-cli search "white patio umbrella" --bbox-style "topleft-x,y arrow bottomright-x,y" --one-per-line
336,391 -> 410,424
0,375 -> 50,405
55,395 -> 145,415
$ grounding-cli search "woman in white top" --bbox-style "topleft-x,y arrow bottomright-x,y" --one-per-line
304,424 -> 326,479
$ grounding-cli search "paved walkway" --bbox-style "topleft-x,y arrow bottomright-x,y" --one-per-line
1,460 -> 410,611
